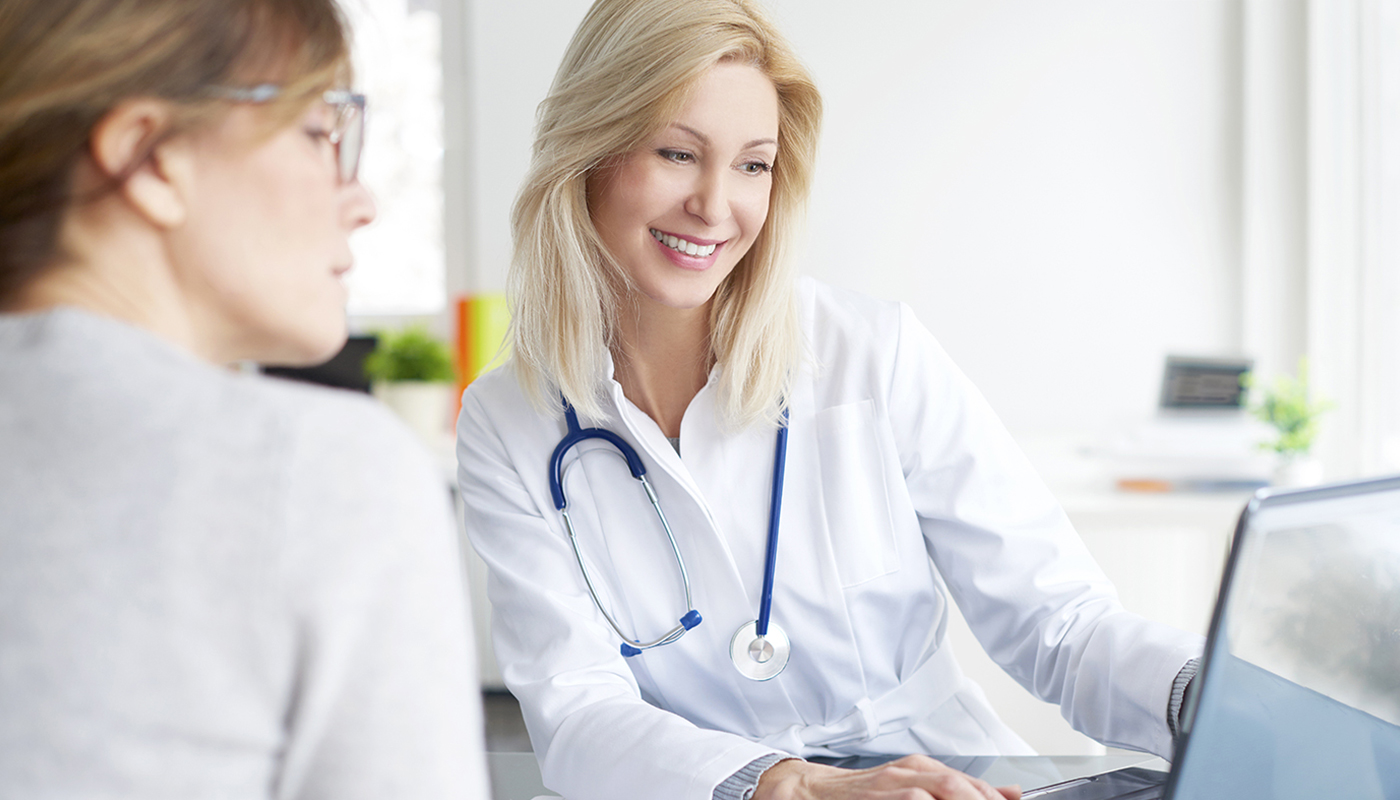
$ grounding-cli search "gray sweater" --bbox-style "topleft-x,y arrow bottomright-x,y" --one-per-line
0,308 -> 488,799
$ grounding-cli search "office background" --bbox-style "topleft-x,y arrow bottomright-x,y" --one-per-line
339,0 -> 1400,754
415,0 -> 1398,477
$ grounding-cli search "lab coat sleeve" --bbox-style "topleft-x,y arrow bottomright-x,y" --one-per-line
884,304 -> 1203,758
456,387 -> 783,800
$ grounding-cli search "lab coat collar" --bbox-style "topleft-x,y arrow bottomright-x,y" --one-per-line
596,347 -> 723,506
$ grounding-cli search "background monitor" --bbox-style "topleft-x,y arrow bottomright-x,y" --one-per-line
1159,355 -> 1252,411
261,335 -> 378,394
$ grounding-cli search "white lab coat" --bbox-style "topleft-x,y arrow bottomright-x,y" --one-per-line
457,278 -> 1202,800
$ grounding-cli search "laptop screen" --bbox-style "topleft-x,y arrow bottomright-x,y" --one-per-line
1169,478 -> 1400,799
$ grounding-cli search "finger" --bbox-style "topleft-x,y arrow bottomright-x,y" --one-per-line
918,768 -> 1000,800
970,774 -> 1025,800
882,754 -> 949,773
850,758 -> 1013,800
885,757 -> 1005,800
967,776 -> 1004,800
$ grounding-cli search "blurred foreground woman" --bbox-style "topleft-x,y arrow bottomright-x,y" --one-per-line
0,1 -> 487,797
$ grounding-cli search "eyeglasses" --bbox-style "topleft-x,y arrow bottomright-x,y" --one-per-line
208,85 -> 366,184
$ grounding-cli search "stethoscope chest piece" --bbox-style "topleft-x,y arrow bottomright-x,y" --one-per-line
729,620 -> 790,681
552,396 -> 794,679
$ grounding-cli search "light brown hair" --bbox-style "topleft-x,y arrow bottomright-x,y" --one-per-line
0,0 -> 352,305
509,0 -> 823,429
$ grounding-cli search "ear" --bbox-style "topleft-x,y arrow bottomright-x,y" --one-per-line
88,98 -> 193,229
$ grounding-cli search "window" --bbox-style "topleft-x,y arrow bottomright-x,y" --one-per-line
1376,0 -> 1400,471
339,0 -> 446,316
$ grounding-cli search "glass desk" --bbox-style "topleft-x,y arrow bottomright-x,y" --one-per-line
486,751 -> 1169,800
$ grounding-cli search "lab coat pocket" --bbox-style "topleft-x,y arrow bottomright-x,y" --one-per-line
815,399 -> 899,587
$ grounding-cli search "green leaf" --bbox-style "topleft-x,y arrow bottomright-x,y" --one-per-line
363,326 -> 457,383
1247,357 -> 1333,456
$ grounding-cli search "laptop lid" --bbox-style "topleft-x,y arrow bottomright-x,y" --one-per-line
1166,475 -> 1400,799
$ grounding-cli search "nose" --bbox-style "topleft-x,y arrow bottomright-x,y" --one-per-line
342,178 -> 377,230
683,165 -> 731,228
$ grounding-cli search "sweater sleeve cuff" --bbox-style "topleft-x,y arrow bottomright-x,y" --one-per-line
1167,657 -> 1201,739
713,753 -> 798,800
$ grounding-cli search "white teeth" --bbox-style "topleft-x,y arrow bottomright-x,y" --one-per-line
651,228 -> 716,257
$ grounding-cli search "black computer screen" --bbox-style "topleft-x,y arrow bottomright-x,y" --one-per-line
261,335 -> 378,394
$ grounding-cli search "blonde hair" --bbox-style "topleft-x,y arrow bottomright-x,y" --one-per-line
509,0 -> 822,429
0,0 -> 351,304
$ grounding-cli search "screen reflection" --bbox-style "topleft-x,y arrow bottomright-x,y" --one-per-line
1173,486 -> 1400,800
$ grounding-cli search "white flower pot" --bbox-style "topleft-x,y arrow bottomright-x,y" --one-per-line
1272,455 -> 1324,488
373,381 -> 454,448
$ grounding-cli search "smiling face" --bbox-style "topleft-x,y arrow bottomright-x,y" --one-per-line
169,96 -> 376,365
589,61 -> 780,314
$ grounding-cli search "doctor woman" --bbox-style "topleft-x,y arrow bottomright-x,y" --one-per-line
456,1 -> 1203,798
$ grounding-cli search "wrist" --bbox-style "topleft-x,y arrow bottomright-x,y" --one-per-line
751,758 -> 806,800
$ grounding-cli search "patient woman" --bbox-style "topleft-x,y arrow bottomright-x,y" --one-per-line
457,0 -> 1203,799
0,1 -> 487,797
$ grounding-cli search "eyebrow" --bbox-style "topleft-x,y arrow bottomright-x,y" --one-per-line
669,123 -> 777,150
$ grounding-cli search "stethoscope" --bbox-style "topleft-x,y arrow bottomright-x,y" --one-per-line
548,398 -> 791,681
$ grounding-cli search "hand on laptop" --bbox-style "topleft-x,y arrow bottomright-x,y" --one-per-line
754,755 -> 1022,800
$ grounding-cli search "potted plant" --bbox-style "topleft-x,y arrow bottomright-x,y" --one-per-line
1248,358 -> 1333,487
364,325 -> 458,447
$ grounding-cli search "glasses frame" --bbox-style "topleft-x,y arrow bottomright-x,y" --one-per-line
207,84 -> 366,184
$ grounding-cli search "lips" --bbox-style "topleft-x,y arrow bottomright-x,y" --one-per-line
650,228 -> 722,257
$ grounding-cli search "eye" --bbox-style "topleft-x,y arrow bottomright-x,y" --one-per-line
739,159 -> 773,176
304,126 -> 333,144
656,148 -> 694,164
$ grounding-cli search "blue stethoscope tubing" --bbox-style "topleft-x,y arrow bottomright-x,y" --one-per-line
725,407 -> 792,681
549,402 -> 701,656
548,398 -> 790,680
757,409 -> 788,638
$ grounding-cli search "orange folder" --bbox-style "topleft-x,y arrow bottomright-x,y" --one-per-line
454,293 -> 511,422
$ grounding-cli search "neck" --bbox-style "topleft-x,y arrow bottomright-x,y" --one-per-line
613,298 -> 713,438
11,199 -> 213,361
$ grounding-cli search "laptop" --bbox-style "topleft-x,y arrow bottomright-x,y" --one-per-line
1024,474 -> 1400,799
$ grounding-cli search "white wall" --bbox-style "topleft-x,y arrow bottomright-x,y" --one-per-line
452,0 -> 593,296
454,0 -> 1243,442
773,0 -> 1242,438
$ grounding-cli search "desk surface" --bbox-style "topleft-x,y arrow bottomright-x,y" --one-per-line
486,752 -> 1169,800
